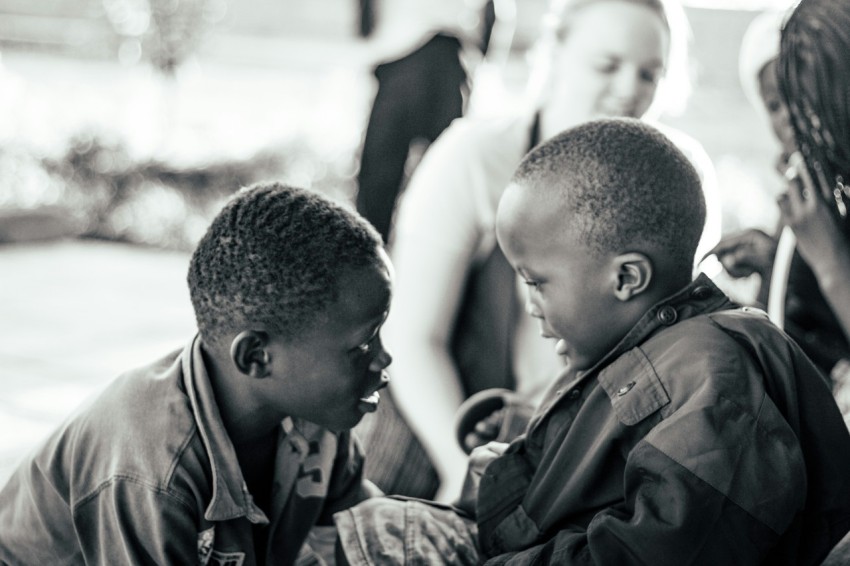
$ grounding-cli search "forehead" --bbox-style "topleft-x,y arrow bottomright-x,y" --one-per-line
332,260 -> 392,324
560,1 -> 668,59
498,183 -> 575,255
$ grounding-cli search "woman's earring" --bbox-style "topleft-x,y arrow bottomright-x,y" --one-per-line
834,175 -> 848,218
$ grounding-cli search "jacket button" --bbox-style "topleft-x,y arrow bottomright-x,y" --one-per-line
617,382 -> 636,396
691,286 -> 711,300
568,389 -> 581,400
657,305 -> 678,325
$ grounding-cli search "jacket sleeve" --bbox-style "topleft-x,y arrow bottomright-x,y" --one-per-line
73,477 -> 200,565
483,392 -> 807,566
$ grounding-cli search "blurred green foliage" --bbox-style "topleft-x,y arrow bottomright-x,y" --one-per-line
0,132 -> 355,250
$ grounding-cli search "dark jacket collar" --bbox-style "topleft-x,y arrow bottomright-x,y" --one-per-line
580,273 -> 735,381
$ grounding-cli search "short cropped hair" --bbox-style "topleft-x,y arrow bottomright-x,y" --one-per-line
512,118 -> 705,279
187,182 -> 383,346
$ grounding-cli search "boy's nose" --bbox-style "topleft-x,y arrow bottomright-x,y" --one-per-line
526,299 -> 543,319
370,347 -> 392,372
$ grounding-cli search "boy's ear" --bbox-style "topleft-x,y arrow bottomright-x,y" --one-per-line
612,252 -> 653,301
230,330 -> 272,379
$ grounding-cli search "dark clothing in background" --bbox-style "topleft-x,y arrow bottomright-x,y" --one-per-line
355,33 -> 468,242
784,250 -> 850,373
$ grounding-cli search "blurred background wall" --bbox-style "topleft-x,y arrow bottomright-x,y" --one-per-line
0,0 -> 795,241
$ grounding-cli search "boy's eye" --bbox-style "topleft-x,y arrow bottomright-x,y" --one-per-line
524,280 -> 541,289
353,334 -> 378,355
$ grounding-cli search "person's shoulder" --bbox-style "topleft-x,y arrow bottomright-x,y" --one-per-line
6,346 -> 205,526
635,309 -> 777,403
94,347 -> 188,419
636,305 -> 829,429
643,307 -> 765,354
396,110 -> 533,236
64,347 -> 199,484
432,111 -> 533,156
632,311 -> 809,536
669,308 -> 779,356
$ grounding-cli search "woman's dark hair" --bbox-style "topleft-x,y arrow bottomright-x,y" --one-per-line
778,0 -> 850,230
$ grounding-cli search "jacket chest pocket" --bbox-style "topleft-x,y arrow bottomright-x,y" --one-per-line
598,348 -> 670,426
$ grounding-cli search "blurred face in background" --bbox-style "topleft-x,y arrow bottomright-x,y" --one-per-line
541,0 -> 669,135
758,58 -> 796,171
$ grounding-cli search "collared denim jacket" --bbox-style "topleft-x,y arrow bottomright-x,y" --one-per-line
0,336 -> 367,565
477,275 -> 850,565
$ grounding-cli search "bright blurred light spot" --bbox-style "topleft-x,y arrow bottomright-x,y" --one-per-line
102,0 -> 151,36
205,0 -> 228,23
118,39 -> 143,66
698,253 -> 723,279
9,385 -> 97,421
0,410 -> 55,462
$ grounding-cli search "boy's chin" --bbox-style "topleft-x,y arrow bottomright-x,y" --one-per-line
309,396 -> 381,432
325,411 -> 369,433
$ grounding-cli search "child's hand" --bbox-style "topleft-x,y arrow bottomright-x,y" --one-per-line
703,229 -> 777,279
778,152 -> 848,278
462,408 -> 506,453
455,388 -> 535,455
454,441 -> 509,517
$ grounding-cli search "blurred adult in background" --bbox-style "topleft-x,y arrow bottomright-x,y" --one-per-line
353,0 -> 507,242
737,10 -> 796,176
356,0 -> 721,502
777,5 -> 850,564
777,0 -> 850,435
708,5 -> 850,388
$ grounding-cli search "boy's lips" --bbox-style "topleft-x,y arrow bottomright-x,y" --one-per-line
538,324 -> 568,357
358,391 -> 381,413
358,372 -> 389,414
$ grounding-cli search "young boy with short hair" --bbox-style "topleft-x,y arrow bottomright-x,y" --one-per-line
334,118 -> 850,565
0,183 -> 393,564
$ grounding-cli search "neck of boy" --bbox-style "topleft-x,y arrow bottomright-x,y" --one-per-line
200,342 -> 286,446
234,428 -> 279,470
619,274 -> 689,334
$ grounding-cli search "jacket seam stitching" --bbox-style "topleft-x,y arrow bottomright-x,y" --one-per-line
166,422 -> 199,488
73,474 -> 196,515
647,427 -> 782,536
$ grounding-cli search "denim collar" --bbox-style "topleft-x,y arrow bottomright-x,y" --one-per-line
182,335 -> 270,524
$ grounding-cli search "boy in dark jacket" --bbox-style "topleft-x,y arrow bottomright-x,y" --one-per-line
0,183 -> 393,565
334,118 -> 850,565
